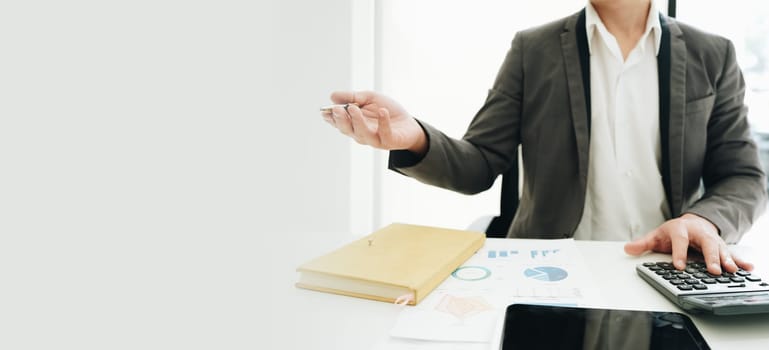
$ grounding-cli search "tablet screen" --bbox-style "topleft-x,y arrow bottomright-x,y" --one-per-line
501,304 -> 710,350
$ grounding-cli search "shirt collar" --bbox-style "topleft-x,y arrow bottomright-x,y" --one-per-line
585,0 -> 661,56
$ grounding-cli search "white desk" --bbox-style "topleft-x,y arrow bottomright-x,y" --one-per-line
5,231 -> 768,349
266,237 -> 769,349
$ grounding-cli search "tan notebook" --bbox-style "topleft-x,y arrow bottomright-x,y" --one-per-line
296,223 -> 485,305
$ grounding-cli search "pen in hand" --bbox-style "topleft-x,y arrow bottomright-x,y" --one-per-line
319,103 -> 359,113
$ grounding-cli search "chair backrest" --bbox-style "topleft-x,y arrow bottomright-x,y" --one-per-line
485,163 -> 519,238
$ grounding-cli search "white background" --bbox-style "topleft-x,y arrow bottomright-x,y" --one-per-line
1,1 -> 358,348
1,0 -> 358,237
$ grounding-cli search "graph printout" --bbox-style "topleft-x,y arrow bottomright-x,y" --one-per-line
389,238 -> 600,343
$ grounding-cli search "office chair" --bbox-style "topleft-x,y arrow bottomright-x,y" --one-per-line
467,164 -> 519,239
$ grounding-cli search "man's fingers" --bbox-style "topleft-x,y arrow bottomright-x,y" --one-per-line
330,90 -> 374,105
322,113 -> 335,126
625,215 -> 751,275
669,225 -> 690,270
719,247 -> 738,274
698,235 -> 723,275
624,228 -> 661,256
347,104 -> 378,146
732,253 -> 754,272
624,237 -> 652,256
330,91 -> 353,104
377,108 -> 392,148
332,106 -> 354,136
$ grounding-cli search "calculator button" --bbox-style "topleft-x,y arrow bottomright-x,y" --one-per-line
643,262 -> 657,267
656,262 -> 675,270
648,265 -> 662,271
716,278 -> 732,283
701,278 -> 717,284
655,270 -> 668,275
669,279 -> 685,285
736,270 -> 751,277
677,285 -> 693,290
693,273 -> 709,279
685,279 -> 700,285
746,276 -> 762,282
722,272 -> 735,278
678,274 -> 691,279
692,284 -> 708,290
730,277 -> 745,283
685,267 -> 699,274
728,283 -> 746,288
662,274 -> 676,280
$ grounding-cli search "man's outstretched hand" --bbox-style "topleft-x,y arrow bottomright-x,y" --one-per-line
320,91 -> 427,155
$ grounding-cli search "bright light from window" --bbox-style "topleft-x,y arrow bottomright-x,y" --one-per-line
378,1 -> 587,230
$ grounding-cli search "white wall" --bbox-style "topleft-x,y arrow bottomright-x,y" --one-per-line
377,0 -> 585,230
0,0 -> 355,242
258,1 -> 357,234
1,1 -> 358,347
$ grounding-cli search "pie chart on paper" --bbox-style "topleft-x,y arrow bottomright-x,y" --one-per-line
524,266 -> 568,282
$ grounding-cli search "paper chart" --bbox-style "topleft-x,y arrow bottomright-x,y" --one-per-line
390,238 -> 600,343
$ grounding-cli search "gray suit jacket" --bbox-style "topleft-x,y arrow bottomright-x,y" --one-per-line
389,10 -> 767,242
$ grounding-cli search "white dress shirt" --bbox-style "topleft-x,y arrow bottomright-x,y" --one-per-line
573,1 -> 671,241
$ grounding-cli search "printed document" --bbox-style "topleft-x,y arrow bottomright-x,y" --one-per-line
389,238 -> 601,343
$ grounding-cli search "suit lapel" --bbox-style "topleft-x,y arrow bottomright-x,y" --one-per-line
562,10 -> 591,182
566,11 -> 685,216
659,15 -> 686,216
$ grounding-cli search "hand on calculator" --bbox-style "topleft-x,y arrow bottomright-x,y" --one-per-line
624,213 -> 752,275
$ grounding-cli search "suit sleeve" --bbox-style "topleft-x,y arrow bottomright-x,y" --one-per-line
388,34 -> 525,195
685,40 -> 767,243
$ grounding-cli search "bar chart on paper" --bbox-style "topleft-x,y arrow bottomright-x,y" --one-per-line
530,249 -> 560,259
487,250 -> 519,258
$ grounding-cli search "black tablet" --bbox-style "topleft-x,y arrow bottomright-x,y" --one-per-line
500,304 -> 710,350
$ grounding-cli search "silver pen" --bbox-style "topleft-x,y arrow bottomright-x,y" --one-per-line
319,103 -> 359,113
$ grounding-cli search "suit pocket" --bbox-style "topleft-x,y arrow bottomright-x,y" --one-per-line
685,94 -> 715,116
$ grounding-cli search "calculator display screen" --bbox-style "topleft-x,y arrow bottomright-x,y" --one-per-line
501,304 -> 709,350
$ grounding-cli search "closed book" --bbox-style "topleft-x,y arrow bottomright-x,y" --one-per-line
296,223 -> 485,305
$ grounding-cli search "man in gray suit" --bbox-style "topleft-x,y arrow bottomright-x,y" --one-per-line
321,0 -> 766,275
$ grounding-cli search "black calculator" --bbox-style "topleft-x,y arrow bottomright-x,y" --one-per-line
636,261 -> 769,315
